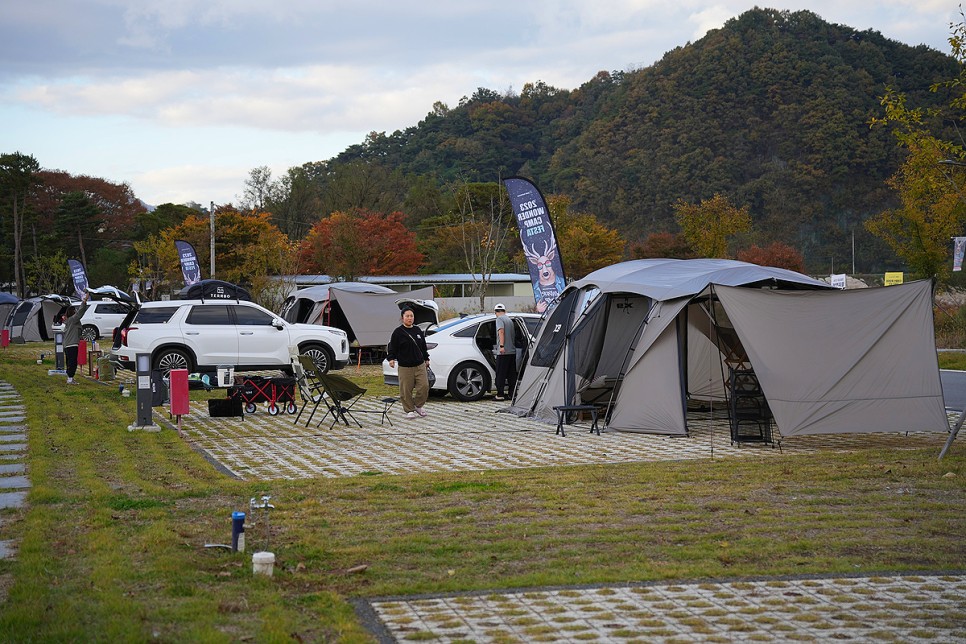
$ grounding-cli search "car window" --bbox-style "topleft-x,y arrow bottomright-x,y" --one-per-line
522,317 -> 541,336
94,303 -> 128,315
452,323 -> 481,338
185,305 -> 231,325
134,307 -> 179,324
233,305 -> 275,326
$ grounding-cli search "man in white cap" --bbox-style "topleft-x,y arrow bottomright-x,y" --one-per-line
493,303 -> 516,401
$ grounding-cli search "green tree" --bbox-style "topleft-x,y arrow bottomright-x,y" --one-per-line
546,195 -> 625,280
54,191 -> 103,268
24,250 -> 69,295
674,194 -> 751,258
0,152 -> 41,296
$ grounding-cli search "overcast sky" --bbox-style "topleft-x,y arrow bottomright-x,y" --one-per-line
0,1 -> 957,208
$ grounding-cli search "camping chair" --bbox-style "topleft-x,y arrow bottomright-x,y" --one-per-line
294,354 -> 328,426
317,371 -> 399,429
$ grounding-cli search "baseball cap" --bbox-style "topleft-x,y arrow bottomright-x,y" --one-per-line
494,303 -> 506,311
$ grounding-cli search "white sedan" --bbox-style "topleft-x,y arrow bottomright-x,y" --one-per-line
383,312 -> 542,401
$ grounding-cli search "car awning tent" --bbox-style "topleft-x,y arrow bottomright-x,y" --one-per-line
509,259 -> 948,438
280,283 -> 437,347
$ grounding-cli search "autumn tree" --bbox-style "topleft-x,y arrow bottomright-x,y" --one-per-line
674,194 -> 752,258
867,13 -> 966,282
737,241 -> 805,272
545,195 -> 624,280
130,208 -> 296,306
299,210 -> 424,279
629,232 -> 694,259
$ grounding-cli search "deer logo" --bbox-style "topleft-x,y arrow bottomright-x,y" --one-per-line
524,240 -> 565,313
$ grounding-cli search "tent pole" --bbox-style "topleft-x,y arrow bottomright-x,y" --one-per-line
939,406 -> 965,459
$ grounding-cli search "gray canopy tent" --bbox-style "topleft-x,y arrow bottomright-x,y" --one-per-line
280,283 -> 437,347
509,259 -> 948,438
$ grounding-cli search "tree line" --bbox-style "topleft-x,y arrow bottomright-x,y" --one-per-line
2,7 -> 964,304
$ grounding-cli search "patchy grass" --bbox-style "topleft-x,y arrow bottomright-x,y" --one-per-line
0,342 -> 963,641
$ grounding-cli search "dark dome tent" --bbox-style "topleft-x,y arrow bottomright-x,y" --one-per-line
280,283 -> 437,347
509,259 -> 948,440
7,296 -> 71,343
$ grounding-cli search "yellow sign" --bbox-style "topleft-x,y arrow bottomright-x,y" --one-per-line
884,272 -> 904,286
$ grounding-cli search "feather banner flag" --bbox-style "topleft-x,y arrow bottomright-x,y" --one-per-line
503,177 -> 567,314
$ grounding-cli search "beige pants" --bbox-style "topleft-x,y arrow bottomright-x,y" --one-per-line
398,363 -> 429,412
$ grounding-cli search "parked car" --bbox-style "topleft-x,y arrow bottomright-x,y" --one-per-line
383,312 -> 542,401
112,299 -> 350,376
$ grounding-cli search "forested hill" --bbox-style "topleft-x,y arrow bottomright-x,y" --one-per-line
328,8 -> 956,273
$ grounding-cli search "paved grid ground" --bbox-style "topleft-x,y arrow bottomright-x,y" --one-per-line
157,395 -> 954,481
129,376 -> 963,643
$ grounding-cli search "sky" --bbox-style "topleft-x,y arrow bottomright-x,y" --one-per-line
0,1 -> 958,208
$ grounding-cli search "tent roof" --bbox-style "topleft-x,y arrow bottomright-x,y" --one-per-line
569,259 -> 831,302
289,282 -> 394,300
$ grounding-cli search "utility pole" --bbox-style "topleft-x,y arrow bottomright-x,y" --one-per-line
209,201 -> 216,279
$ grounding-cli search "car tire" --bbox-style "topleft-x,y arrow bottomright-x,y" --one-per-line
300,343 -> 333,374
81,325 -> 99,342
153,347 -> 192,376
448,361 -> 490,402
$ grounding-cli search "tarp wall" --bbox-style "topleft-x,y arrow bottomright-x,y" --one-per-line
716,280 -> 948,436
331,285 -> 435,347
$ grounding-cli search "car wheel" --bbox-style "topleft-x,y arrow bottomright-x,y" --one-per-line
81,325 -> 99,342
153,347 -> 192,376
300,343 -> 333,374
448,361 -> 490,402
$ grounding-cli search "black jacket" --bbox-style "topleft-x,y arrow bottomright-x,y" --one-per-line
387,325 -> 429,367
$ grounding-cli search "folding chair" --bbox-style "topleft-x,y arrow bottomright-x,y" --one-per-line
315,373 -> 367,430
294,355 -> 327,426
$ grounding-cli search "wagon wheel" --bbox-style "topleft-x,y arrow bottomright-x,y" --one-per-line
245,402 -> 257,414
286,401 -> 298,415
268,403 -> 280,416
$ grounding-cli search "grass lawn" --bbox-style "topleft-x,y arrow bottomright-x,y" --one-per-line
0,343 -> 963,641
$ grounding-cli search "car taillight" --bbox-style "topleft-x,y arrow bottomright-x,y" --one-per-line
121,326 -> 135,346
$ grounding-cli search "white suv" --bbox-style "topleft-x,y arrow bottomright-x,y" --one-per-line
113,299 -> 349,375
80,301 -> 131,342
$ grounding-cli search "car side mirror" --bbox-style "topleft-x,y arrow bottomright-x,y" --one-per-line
272,318 -> 285,330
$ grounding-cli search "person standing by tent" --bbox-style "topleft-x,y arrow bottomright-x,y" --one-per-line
493,303 -> 517,401
63,292 -> 90,385
387,307 -> 431,419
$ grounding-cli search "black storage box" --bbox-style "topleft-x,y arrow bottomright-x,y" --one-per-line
208,398 -> 244,418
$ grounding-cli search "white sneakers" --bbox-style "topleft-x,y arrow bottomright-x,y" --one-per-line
416,407 -> 428,417
404,408 -> 429,419
404,411 -> 420,419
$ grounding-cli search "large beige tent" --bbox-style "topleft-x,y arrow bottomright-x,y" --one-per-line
509,259 -> 948,438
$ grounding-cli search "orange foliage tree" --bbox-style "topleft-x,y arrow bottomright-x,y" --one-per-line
130,208 -> 297,306
629,232 -> 694,259
737,241 -> 805,272
299,210 -> 424,279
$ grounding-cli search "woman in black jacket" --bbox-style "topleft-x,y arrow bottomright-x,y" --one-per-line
386,308 -> 431,418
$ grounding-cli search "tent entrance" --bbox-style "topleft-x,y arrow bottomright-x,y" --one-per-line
687,295 -> 773,443
570,293 -> 651,421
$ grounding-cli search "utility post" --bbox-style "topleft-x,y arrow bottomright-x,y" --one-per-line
210,201 -> 216,278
